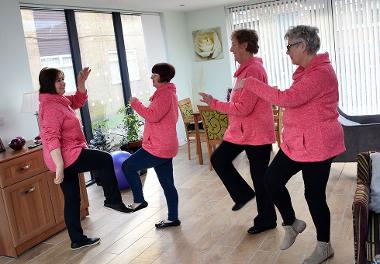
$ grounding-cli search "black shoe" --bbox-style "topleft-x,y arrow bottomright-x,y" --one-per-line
232,194 -> 256,211
104,202 -> 133,213
247,224 -> 277,235
130,201 -> 148,212
155,219 -> 181,229
71,237 -> 100,250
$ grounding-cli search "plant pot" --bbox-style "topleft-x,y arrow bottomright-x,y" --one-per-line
120,140 -> 142,154
120,140 -> 146,175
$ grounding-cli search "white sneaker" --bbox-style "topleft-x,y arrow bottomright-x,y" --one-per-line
303,241 -> 334,264
280,218 -> 306,250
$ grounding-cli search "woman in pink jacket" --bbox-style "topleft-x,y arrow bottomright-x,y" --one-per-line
243,25 -> 345,264
122,63 -> 180,229
38,67 -> 130,250
199,29 -> 277,235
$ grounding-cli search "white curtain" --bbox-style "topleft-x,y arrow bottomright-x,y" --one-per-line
228,0 -> 380,115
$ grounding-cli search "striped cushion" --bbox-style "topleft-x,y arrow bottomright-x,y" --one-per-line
366,211 -> 380,262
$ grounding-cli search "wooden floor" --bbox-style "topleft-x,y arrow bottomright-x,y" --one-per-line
0,145 -> 356,264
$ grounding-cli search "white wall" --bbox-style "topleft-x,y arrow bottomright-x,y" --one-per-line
0,0 -> 38,143
160,11 -> 194,145
186,6 -> 234,105
141,14 -> 167,71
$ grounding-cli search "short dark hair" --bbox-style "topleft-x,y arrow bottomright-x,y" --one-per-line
39,67 -> 63,94
232,29 -> 259,54
152,63 -> 175,83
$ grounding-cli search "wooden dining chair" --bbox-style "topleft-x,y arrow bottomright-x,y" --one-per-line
178,98 -> 205,161
197,105 -> 228,170
272,105 -> 283,147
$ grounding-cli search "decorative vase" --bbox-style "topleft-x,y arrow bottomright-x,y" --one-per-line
8,137 -> 26,151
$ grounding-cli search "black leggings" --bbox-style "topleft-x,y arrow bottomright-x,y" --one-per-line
265,149 -> 333,242
61,148 -> 122,243
211,141 -> 276,227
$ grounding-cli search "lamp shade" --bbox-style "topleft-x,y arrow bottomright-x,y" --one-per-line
21,91 -> 39,114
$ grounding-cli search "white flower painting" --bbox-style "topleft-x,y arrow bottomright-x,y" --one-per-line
192,27 -> 224,61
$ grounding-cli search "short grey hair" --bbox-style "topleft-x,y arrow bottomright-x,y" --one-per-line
285,25 -> 320,54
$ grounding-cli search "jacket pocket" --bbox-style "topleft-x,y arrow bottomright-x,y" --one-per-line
283,129 -> 305,151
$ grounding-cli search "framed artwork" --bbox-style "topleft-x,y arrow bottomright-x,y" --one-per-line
0,137 -> 5,152
192,27 -> 223,61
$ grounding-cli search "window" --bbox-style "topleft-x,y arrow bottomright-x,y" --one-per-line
121,15 -> 152,104
75,12 -> 125,128
108,51 -> 122,84
228,0 -> 380,115
125,49 -> 140,81
20,9 -> 76,93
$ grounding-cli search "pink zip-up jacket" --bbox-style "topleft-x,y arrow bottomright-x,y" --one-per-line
131,83 -> 179,158
243,53 -> 345,162
210,57 -> 275,145
39,91 -> 88,171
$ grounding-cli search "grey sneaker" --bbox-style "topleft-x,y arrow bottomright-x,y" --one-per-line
280,218 -> 306,250
303,241 -> 334,264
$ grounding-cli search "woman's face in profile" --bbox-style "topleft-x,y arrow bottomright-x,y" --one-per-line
230,36 -> 247,64
151,73 -> 161,88
286,39 -> 304,66
55,72 -> 66,95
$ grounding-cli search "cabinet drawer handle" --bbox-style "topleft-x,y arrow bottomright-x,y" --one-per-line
21,164 -> 32,170
23,187 -> 36,194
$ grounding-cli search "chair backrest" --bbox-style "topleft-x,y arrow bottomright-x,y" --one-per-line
178,98 -> 194,124
197,105 -> 228,144
272,105 -> 283,145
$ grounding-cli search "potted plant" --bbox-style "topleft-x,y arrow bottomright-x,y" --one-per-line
118,103 -> 144,154
89,122 -> 112,152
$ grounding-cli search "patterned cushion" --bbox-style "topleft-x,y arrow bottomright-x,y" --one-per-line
200,110 -> 228,140
366,211 -> 380,262
178,102 -> 194,123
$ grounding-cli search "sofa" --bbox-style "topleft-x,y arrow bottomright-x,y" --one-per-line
353,152 -> 380,263
335,108 -> 380,162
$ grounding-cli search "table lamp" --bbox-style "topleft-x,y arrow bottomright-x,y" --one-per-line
21,91 -> 41,148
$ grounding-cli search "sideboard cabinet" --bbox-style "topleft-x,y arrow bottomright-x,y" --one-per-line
0,145 -> 89,257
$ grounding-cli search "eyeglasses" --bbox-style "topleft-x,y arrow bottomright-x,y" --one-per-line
286,41 -> 303,51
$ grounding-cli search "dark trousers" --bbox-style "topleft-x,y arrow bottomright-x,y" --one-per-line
211,141 -> 276,227
265,149 -> 333,242
61,148 -> 123,243
122,148 -> 179,221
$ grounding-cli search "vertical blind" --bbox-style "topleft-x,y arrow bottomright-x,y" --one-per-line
228,0 -> 380,115
333,0 -> 380,115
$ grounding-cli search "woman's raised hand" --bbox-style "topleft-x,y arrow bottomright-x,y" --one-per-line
129,97 -> 137,104
199,92 -> 214,105
77,67 -> 91,92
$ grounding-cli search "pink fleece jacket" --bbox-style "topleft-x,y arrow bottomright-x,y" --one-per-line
244,53 -> 345,162
131,83 -> 179,158
39,91 -> 88,171
210,57 -> 275,145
